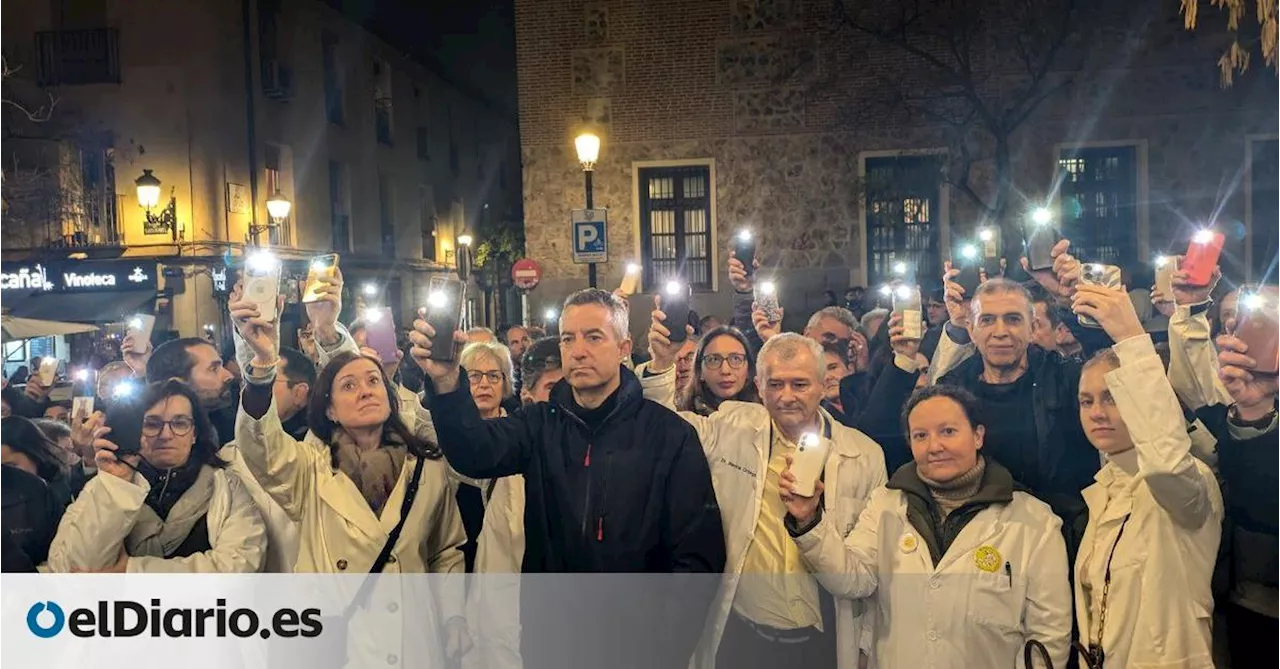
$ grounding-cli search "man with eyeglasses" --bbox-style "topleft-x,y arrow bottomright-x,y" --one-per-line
675,336 -> 700,395
645,307 -> 886,669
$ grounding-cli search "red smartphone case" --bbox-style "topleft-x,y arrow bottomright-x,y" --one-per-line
1182,232 -> 1225,286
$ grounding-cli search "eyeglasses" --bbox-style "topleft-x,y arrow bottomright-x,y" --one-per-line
702,353 -> 748,370
141,416 -> 195,437
466,370 -> 505,386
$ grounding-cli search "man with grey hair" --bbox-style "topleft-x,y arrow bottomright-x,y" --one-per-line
804,306 -> 859,345
644,308 -> 885,669
413,287 -> 726,669
858,308 -> 889,339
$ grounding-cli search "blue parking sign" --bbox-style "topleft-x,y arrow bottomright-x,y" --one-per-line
572,209 -> 608,264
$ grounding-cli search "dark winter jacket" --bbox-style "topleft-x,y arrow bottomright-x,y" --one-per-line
2,465 -> 65,571
425,365 -> 726,668
938,344 -> 1097,560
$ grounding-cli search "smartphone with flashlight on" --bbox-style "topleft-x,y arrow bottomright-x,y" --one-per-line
953,244 -> 983,296
244,251 -> 282,322
425,277 -> 466,362
37,356 -> 61,387
363,307 -> 401,363
1077,263 -> 1123,328
127,314 -> 157,352
302,253 -> 340,304
789,433 -> 831,497
1154,256 -> 1176,297
733,229 -> 756,278
1234,286 -> 1280,374
72,395 -> 95,423
1182,229 -> 1225,287
1024,210 -> 1061,271
619,262 -> 642,298
661,279 -> 691,343
893,284 -> 924,340
755,279 -> 782,325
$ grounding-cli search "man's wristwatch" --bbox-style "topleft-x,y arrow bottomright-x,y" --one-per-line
1228,403 -> 1278,429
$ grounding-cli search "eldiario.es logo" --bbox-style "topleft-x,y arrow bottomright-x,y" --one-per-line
26,599 -> 322,639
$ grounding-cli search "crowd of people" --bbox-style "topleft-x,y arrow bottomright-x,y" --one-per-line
0,233 -> 1274,669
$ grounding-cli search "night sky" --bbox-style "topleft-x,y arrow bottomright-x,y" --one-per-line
351,0 -> 518,115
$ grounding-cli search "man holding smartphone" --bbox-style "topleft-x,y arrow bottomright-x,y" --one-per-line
644,313 -> 886,669
413,288 -> 726,669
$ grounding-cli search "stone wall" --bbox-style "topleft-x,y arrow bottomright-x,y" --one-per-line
514,0 -> 1279,333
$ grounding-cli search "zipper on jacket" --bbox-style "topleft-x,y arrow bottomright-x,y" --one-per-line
596,515 -> 604,542
580,443 -> 593,538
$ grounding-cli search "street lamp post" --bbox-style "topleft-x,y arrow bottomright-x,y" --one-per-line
575,132 -> 600,288
135,169 -> 180,241
256,189 -> 292,246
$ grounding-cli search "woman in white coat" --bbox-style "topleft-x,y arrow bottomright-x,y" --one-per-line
782,384 -> 1073,668
1069,283 -> 1223,668
47,380 -> 266,573
231,293 -> 470,667
458,340 -> 525,669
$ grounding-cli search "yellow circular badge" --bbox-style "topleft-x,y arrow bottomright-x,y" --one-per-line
899,533 -> 918,554
974,545 -> 1002,572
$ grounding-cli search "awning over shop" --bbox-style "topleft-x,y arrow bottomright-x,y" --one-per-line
1,290 -> 157,324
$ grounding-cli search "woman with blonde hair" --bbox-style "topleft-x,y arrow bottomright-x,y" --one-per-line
458,340 -> 526,669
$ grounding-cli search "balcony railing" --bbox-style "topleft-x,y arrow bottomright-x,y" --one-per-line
36,28 -> 121,86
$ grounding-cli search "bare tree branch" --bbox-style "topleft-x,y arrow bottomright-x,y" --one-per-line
2,55 -> 59,123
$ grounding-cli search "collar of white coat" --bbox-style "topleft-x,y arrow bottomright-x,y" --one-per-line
1095,447 -> 1139,482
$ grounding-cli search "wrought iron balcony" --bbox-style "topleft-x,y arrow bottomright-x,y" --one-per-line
36,28 -> 121,86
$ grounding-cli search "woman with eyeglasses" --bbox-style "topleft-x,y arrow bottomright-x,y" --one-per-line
46,380 -> 267,573
454,341 -> 515,571
459,341 -> 527,669
677,326 -> 760,416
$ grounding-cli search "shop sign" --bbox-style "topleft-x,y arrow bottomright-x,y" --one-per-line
0,261 -> 158,294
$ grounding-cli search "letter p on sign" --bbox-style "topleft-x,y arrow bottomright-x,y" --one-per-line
571,209 -> 608,264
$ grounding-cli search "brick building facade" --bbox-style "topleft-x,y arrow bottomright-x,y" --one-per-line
515,0 -> 1278,334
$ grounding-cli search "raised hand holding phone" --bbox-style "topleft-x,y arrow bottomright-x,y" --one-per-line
1232,287 -> 1280,374
1217,332 -> 1279,417
647,298 -> 689,372
779,452 -> 825,525
618,262 -> 642,298
229,279 -> 281,366
1182,229 -> 1226,287
660,280 -> 691,343
732,229 -> 757,278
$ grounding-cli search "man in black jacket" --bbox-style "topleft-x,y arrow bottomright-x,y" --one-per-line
872,278 -> 1099,562
413,288 -> 726,669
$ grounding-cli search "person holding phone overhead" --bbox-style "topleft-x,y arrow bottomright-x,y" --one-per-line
781,384 -> 1072,669
414,288 -> 725,669
46,380 -> 267,573
1070,278 -> 1223,669
230,286 -> 471,667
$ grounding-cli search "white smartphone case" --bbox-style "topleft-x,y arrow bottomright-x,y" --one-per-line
902,309 -> 923,339
38,357 -> 59,386
129,314 -> 157,346
790,435 -> 831,498
72,396 -> 95,421
245,269 -> 281,321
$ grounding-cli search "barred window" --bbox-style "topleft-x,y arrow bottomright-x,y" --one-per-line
638,165 -> 713,290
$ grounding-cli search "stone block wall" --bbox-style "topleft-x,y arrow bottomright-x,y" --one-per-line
514,0 -> 1279,331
